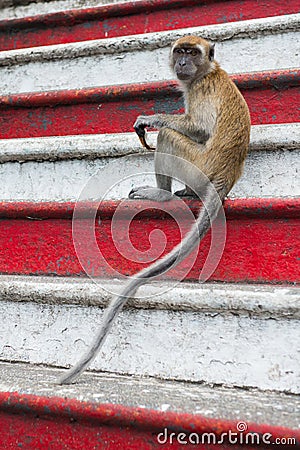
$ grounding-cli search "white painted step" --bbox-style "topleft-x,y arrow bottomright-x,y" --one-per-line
0,362 -> 299,429
0,124 -> 299,202
0,0 -> 139,20
0,14 -> 298,94
0,275 -> 299,393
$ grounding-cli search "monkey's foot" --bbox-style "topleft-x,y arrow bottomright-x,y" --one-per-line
129,186 -> 173,202
128,186 -> 151,198
174,188 -> 197,198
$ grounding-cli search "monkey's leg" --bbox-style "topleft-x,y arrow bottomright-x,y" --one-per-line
128,163 -> 173,201
157,127 -> 206,199
129,126 -> 204,201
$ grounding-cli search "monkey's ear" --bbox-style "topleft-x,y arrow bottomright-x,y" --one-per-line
209,43 -> 215,61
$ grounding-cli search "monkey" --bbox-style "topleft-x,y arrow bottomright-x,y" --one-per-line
58,35 -> 250,385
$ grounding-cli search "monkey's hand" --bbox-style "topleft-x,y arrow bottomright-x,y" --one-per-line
133,116 -> 155,150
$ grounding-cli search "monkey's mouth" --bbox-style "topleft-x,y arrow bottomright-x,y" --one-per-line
176,71 -> 193,81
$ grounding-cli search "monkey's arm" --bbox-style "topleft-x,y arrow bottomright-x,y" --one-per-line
134,114 -> 209,144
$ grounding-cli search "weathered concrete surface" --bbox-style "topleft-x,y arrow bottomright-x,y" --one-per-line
0,362 -> 299,429
0,126 -> 299,201
1,275 -> 299,317
0,275 -> 299,393
0,0 -> 138,20
0,123 -> 298,163
0,14 -> 298,94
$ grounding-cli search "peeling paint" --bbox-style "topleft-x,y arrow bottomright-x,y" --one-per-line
0,199 -> 298,283
0,16 -> 299,97
0,390 -> 298,448
0,4 -> 299,51
0,123 -> 298,163
1,0 -> 299,51
0,69 -> 298,138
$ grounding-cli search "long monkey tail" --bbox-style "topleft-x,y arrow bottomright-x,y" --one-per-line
58,183 -> 226,385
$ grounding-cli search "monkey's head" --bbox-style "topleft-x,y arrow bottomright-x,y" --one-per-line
170,36 -> 215,83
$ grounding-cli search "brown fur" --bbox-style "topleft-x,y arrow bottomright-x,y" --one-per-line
186,60 -> 250,191
134,36 -> 250,196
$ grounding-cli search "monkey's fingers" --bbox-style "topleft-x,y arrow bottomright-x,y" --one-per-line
134,124 -> 155,151
134,123 -> 146,137
138,135 -> 155,151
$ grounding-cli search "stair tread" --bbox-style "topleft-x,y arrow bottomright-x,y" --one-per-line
0,15 -> 298,95
1,13 -> 298,65
0,361 -> 299,429
0,200 -> 298,283
1,0 -> 299,51
1,274 -> 299,316
0,275 -> 299,392
0,123 -> 298,163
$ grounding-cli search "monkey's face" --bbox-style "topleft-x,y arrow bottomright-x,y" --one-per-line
170,37 -> 215,82
172,46 -> 202,81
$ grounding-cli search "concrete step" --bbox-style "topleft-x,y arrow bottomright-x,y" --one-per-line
1,69 -> 298,139
0,198 -> 299,283
0,124 -> 299,202
0,14 -> 298,94
0,363 -> 299,440
1,0 -> 299,51
0,275 -> 299,392
0,0 -> 136,20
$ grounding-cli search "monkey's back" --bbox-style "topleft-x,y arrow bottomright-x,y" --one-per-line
195,65 -> 251,192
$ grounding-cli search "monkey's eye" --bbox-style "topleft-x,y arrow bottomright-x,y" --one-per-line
185,48 -> 200,56
191,49 -> 200,56
174,48 -> 184,54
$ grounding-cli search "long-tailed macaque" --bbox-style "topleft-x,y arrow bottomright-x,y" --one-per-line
59,36 -> 250,384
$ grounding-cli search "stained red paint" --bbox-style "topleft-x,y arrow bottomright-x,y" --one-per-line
0,69 -> 298,139
0,198 -> 298,219
2,0 -> 300,52
0,198 -> 298,284
0,392 -> 298,449
0,0 -> 299,51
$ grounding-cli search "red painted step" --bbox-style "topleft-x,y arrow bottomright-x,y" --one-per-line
0,392 -> 298,449
0,198 -> 298,284
0,69 -> 299,139
0,0 -> 299,51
